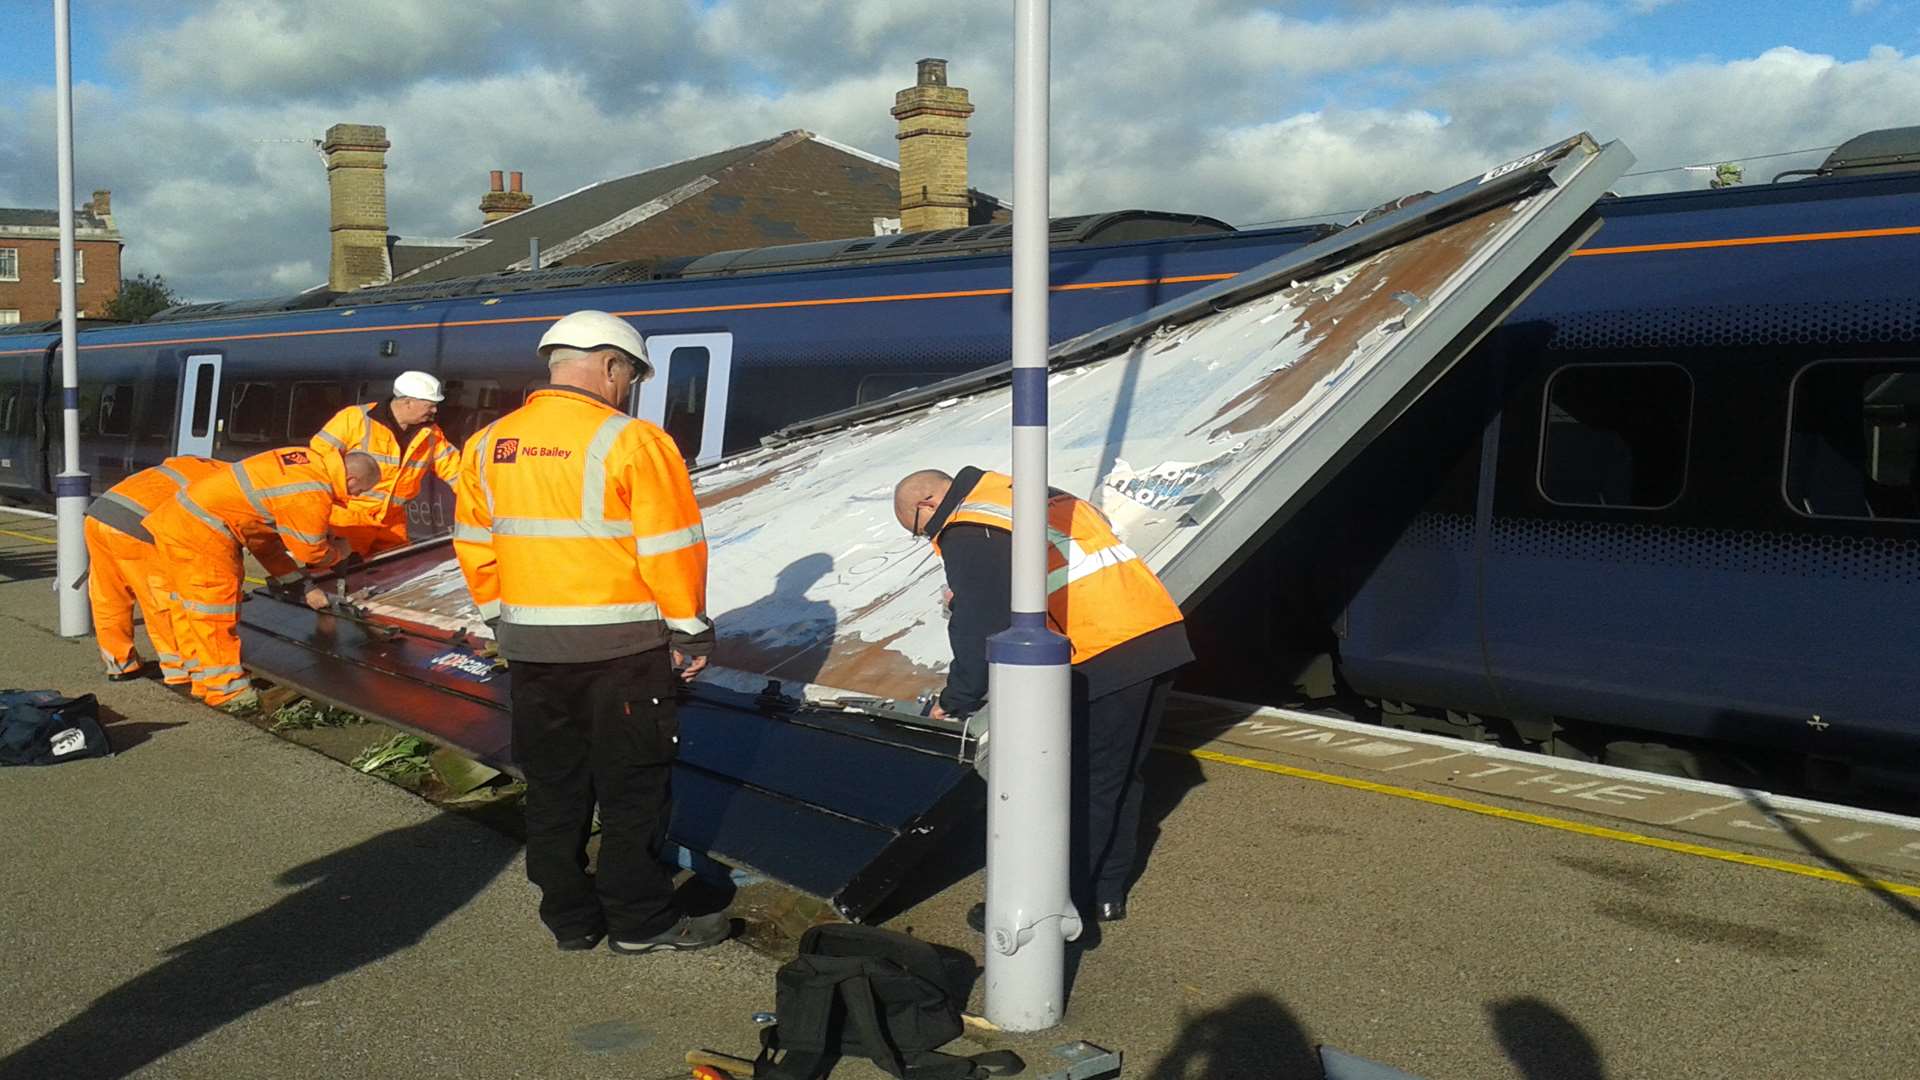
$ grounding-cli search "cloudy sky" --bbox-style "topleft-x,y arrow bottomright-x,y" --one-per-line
1,1 -> 1916,301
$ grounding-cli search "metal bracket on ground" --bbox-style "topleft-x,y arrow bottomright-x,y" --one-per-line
1036,1040 -> 1121,1080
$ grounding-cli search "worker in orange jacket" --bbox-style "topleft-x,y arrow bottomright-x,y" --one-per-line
311,370 -> 460,556
82,456 -> 226,684
454,309 -> 727,956
144,448 -> 379,712
894,466 -> 1192,928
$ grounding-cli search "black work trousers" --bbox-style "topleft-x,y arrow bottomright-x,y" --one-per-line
509,648 -> 680,941
1074,671 -> 1177,908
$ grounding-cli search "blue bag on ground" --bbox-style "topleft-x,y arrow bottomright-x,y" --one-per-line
0,690 -> 112,766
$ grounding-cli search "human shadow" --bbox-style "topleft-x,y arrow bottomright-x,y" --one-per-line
1488,996 -> 1608,1080
0,813 -> 517,1080
714,552 -> 839,691
96,701 -> 186,753
1144,992 -> 1323,1079
1736,788 -> 1920,926
0,545 -> 56,582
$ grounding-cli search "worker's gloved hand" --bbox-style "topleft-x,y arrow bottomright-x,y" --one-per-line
303,586 -> 330,611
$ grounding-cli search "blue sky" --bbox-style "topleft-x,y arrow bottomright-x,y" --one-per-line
3,1 -> 1917,300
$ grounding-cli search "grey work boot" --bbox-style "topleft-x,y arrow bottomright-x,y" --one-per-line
607,912 -> 732,955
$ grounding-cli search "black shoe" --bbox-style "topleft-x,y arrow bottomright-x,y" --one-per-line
608,912 -> 732,955
1097,900 -> 1127,922
966,902 -> 986,934
556,930 -> 604,952
106,663 -> 147,682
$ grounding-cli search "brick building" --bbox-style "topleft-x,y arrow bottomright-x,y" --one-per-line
0,191 -> 124,324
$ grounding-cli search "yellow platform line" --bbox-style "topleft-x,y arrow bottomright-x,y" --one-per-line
1173,744 -> 1920,900
0,526 -> 266,584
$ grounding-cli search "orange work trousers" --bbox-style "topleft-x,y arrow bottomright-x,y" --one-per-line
153,528 -> 253,706
83,517 -> 190,683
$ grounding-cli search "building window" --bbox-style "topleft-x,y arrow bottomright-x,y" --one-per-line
224,381 -> 280,444
0,249 -> 17,282
53,249 -> 85,283
97,383 -> 135,437
661,346 -> 710,462
1785,359 -> 1920,522
0,309 -> 19,326
1537,362 -> 1692,510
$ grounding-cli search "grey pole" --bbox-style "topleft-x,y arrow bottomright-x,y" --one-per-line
52,0 -> 91,637
528,237 -> 541,270
983,0 -> 1077,1032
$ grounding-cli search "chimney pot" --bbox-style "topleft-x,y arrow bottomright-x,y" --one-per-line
489,169 -> 504,193
510,171 -> 523,193
916,58 -> 948,87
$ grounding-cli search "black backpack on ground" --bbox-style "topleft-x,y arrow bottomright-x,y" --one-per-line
755,924 -> 1022,1080
0,690 -> 111,766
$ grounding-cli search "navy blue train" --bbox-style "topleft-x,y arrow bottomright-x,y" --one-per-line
4,128 -> 1917,795
1188,132 -> 1920,798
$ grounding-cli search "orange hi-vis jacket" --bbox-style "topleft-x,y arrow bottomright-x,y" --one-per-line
85,456 -> 225,545
311,401 -> 459,529
453,385 -> 712,664
931,470 -> 1184,665
144,447 -> 350,584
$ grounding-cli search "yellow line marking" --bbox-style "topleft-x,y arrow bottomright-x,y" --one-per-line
1174,744 -> 1920,900
0,528 -> 265,584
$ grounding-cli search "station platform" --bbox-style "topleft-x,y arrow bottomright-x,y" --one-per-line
4,506 -> 1918,1079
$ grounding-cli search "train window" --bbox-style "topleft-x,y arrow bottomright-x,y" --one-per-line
0,389 -> 16,434
97,384 -> 134,437
225,381 -> 280,445
1537,362 -> 1691,510
661,346 -> 710,461
1785,359 -> 1920,523
288,382 -> 348,442
188,364 -> 217,439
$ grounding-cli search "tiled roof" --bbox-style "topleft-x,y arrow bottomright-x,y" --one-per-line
0,207 -> 113,231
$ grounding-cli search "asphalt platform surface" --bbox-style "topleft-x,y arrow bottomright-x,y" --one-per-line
3,507 -> 1918,1080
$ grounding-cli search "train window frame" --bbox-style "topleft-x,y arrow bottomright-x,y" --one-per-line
288,381 -> 350,443
1534,360 -> 1694,512
1782,357 -> 1920,524
223,380 -> 281,446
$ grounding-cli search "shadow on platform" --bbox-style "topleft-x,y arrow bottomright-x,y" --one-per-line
1489,996 -> 1609,1080
96,701 -> 187,753
0,813 -> 515,1080
1143,993 -> 1322,1079
0,544 -> 56,583
1738,789 -> 1920,927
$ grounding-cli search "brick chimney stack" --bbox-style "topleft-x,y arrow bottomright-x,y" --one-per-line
892,58 -> 974,232
87,189 -> 113,226
480,168 -> 534,223
322,123 -> 393,292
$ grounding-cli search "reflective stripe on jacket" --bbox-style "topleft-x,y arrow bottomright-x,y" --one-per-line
311,402 -> 459,526
452,385 -> 712,664
930,470 -> 1183,665
142,446 -> 348,581
85,456 -> 224,544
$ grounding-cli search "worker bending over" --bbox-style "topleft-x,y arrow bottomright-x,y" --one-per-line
454,310 -> 726,957
145,448 -> 378,712
311,370 -> 460,556
82,455 -> 225,684
894,466 -> 1192,927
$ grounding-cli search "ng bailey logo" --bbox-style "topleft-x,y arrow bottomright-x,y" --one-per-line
427,650 -> 496,681
492,438 -> 520,463
278,450 -> 310,466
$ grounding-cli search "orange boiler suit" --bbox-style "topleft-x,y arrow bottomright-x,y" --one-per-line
82,456 -> 226,682
143,448 -> 350,705
312,401 -> 460,556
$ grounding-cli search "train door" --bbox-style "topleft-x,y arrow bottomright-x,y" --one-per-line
0,353 -> 25,491
631,333 -> 733,467
175,354 -> 222,457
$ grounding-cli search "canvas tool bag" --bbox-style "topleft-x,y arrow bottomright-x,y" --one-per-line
0,690 -> 111,766
755,924 -> 1022,1080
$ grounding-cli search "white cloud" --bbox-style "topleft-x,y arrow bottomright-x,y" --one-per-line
4,3 -> 1918,301
1850,0 -> 1882,14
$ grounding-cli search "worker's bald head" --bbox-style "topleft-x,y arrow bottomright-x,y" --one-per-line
893,469 -> 953,535
342,451 -> 380,497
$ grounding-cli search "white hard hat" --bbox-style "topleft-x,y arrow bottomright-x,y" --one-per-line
538,310 -> 651,378
392,370 -> 445,402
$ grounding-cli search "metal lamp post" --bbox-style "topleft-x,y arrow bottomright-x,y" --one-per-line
982,0 -> 1078,1032
53,0 -> 91,637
